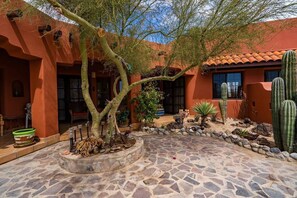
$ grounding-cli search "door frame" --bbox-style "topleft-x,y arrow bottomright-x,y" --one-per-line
163,76 -> 185,114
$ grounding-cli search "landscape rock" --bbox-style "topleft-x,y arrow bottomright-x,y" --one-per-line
252,123 -> 272,137
270,147 -> 281,154
258,148 -> 266,155
266,152 -> 274,157
257,137 -> 270,147
262,145 -> 270,152
251,143 -> 260,148
289,153 -> 297,160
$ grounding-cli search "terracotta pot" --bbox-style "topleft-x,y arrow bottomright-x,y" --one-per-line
13,128 -> 36,147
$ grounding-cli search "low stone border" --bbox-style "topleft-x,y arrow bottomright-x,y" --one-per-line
142,126 -> 297,162
58,137 -> 145,174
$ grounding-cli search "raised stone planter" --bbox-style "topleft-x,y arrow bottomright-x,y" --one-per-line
58,137 -> 144,174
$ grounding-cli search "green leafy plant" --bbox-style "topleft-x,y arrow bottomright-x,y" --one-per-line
193,102 -> 217,127
116,110 -> 129,126
237,129 -> 249,137
131,83 -> 163,125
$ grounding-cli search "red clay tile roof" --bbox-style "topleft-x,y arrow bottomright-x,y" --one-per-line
204,49 -> 297,66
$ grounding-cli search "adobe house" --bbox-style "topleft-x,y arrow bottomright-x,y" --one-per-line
191,18 -> 297,124
0,1 -> 296,139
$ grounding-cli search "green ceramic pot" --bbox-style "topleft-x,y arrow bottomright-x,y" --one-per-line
13,128 -> 36,147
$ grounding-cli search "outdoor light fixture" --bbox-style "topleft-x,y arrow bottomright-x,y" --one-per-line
6,9 -> 23,21
38,25 -> 51,34
54,30 -> 62,42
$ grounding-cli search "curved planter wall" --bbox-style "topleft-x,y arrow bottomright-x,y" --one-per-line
58,137 -> 144,174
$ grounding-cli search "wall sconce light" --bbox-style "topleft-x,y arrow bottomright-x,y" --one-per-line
38,25 -> 52,34
54,30 -> 62,42
6,9 -> 23,21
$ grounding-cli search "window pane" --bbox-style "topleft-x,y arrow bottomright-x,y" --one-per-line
265,70 -> 280,82
213,73 -> 242,99
70,79 -> 79,88
227,73 -> 242,98
213,73 -> 225,98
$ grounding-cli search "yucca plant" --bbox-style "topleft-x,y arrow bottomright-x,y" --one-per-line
193,102 -> 217,127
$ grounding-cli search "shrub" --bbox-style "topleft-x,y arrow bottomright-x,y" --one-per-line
131,83 -> 163,125
193,102 -> 217,126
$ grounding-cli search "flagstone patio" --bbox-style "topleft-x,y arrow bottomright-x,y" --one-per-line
0,134 -> 296,198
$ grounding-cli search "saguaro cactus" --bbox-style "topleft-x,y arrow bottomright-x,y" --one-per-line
281,50 -> 297,101
280,100 -> 296,153
271,50 -> 297,152
271,77 -> 285,150
219,83 -> 228,124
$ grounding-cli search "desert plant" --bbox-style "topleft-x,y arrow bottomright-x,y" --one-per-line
219,83 -> 228,124
193,102 -> 217,127
271,50 -> 297,152
280,100 -> 296,153
131,83 -> 163,125
271,77 -> 285,150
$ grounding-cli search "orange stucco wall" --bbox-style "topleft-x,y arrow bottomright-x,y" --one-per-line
247,82 -> 272,123
0,49 -> 30,117
185,67 -> 279,122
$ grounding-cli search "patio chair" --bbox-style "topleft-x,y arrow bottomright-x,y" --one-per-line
69,102 -> 89,124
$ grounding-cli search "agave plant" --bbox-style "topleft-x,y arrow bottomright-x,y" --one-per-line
193,102 -> 217,127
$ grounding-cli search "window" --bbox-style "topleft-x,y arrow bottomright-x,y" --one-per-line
264,70 -> 280,82
69,78 -> 84,102
213,72 -> 242,99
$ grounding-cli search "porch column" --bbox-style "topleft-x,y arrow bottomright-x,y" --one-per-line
129,74 -> 141,123
30,59 -> 58,138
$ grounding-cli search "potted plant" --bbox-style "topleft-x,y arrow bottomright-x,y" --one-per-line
156,104 -> 165,116
12,128 -> 36,147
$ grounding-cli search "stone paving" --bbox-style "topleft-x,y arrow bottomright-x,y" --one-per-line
0,134 -> 296,198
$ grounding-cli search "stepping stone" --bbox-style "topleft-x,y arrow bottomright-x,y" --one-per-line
153,185 -> 173,195
184,176 -> 200,185
263,187 -> 285,198
133,187 -> 151,198
170,183 -> 180,193
235,185 -> 253,197
203,182 -> 220,192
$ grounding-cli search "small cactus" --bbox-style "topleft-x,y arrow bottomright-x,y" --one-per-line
280,100 -> 296,153
271,77 -> 285,150
219,83 -> 227,124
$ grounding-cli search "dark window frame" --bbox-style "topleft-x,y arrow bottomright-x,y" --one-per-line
264,70 -> 281,82
212,72 -> 243,99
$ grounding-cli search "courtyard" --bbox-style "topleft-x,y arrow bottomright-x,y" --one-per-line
0,134 -> 296,198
